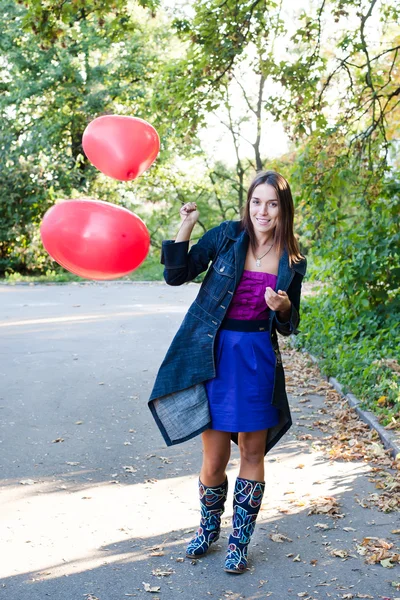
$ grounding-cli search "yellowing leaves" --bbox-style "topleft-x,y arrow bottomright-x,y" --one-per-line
308,496 -> 343,518
356,537 -> 400,567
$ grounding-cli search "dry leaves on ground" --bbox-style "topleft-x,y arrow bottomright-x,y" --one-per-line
330,548 -> 350,559
143,582 -> 161,593
356,537 -> 400,568
122,465 -> 137,473
308,496 -> 344,518
146,545 -> 165,557
151,568 -> 174,577
314,523 -> 331,530
281,341 -> 400,514
270,533 -> 293,543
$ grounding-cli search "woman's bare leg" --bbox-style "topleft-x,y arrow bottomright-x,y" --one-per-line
200,429 -> 231,486
238,429 -> 268,481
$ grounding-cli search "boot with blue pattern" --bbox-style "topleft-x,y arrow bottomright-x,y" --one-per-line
186,477 -> 228,558
224,477 -> 265,573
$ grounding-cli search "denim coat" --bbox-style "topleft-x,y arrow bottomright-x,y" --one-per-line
148,220 -> 307,455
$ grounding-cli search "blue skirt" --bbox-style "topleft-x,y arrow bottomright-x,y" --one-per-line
205,320 -> 279,432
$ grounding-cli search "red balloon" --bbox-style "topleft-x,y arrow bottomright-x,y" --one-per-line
82,115 -> 160,181
40,199 -> 150,280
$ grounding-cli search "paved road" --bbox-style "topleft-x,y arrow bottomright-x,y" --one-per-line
1,283 -> 399,600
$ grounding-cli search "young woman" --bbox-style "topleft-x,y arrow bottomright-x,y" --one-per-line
148,170 -> 307,573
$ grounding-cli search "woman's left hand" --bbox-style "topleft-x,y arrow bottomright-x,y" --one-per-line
264,287 -> 291,313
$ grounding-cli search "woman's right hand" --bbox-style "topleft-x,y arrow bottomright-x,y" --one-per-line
179,202 -> 199,226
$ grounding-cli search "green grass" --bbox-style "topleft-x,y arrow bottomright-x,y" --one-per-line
0,253 -> 165,284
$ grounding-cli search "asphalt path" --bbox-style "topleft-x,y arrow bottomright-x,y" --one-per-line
1,282 -> 399,600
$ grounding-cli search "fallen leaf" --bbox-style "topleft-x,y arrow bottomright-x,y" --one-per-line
147,545 -> 165,557
314,523 -> 330,530
75,421 -> 83,425
142,582 -> 161,593
330,549 -> 349,558
293,554 -> 301,562
381,558 -> 395,568
270,533 -> 293,543
52,438 -> 64,443
19,479 -> 36,485
152,568 -> 174,577
123,466 -> 137,473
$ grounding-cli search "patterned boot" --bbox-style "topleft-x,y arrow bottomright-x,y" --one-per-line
224,477 -> 265,573
186,477 -> 228,558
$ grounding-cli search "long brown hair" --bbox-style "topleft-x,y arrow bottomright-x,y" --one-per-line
241,170 -> 303,266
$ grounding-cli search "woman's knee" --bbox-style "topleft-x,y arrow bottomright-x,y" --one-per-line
202,452 -> 229,478
201,430 -> 230,475
239,436 -> 265,465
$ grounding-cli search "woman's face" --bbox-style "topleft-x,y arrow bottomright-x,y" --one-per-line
249,183 -> 279,235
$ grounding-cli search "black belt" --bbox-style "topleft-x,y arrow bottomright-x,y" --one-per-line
220,318 -> 270,332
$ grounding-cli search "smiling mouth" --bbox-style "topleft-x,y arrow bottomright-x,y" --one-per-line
256,218 -> 271,224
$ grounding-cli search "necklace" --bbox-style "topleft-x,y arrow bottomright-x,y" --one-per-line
253,244 -> 274,267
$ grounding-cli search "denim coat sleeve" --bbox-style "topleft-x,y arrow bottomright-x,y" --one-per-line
274,259 -> 307,336
160,223 -> 228,285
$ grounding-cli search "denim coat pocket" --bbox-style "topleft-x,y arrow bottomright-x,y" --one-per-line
202,256 -> 235,303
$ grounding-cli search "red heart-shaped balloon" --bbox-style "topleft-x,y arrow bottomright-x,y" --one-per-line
82,115 -> 160,181
40,199 -> 150,280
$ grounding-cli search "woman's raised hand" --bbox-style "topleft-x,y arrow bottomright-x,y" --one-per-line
179,202 -> 199,226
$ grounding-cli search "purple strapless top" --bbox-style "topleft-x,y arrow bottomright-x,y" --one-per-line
226,270 -> 278,320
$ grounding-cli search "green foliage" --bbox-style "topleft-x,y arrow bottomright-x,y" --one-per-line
294,289 -> 400,427
21,0 -> 160,45
0,0 -> 188,275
